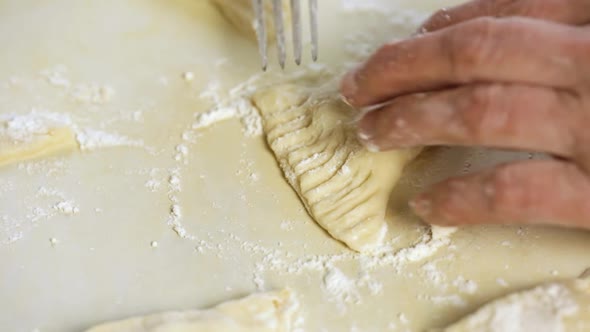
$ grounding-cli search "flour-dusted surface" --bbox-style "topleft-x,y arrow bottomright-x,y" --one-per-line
441,277 -> 590,332
1,1 -> 590,332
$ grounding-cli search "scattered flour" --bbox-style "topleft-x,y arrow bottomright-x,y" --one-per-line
322,266 -> 361,308
194,92 -> 263,137
76,129 -> 144,151
0,110 -> 71,143
40,65 -> 115,104
192,63 -> 334,138
1,110 -> 146,152
53,200 -> 80,216
182,71 -> 195,82
165,167 -> 194,240
71,83 -> 115,104
453,276 -> 479,295
457,283 -> 580,332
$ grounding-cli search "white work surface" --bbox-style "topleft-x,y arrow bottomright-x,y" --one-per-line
1,0 -> 590,331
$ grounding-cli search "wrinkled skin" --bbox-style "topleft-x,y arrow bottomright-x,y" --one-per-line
341,0 -> 590,229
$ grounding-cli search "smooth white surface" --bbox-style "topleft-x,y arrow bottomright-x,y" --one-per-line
1,1 -> 590,331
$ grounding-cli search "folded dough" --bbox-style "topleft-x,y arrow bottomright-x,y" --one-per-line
438,274 -> 590,332
0,114 -> 78,167
84,289 -> 299,332
252,84 -> 420,252
210,0 -> 290,43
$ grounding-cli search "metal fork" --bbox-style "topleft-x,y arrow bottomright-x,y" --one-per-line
253,0 -> 318,71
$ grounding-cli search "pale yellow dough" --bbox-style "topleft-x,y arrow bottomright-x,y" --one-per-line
252,84 -> 420,252
84,289 -> 299,332
210,0 -> 290,43
0,117 -> 78,167
439,274 -> 590,332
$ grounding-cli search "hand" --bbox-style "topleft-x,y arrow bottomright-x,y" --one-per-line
340,0 -> 590,230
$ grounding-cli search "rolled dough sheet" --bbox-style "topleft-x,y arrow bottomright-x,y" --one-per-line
439,274 -> 590,332
0,114 -> 78,167
84,289 -> 299,332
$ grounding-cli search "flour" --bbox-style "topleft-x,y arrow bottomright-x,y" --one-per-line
227,225 -> 458,311
182,71 -> 195,82
40,65 -> 116,104
1,110 -> 71,143
192,63 -> 334,138
40,65 -> 71,88
145,179 -> 161,192
71,83 -> 115,104
174,144 -> 189,162
194,92 -> 263,137
430,294 -> 467,307
165,167 -> 194,240
76,129 -> 144,151
1,110 -> 147,152
461,283 -> 580,332
253,270 -> 266,291
53,200 -> 80,216
322,266 -> 361,307
453,276 -> 478,295
0,215 -> 24,244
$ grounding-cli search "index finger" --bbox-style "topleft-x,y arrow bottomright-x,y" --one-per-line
341,17 -> 583,107
420,0 -> 590,33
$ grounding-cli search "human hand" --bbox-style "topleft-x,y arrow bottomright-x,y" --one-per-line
340,0 -> 590,229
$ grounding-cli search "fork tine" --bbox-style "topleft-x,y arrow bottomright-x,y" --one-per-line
290,0 -> 302,65
272,0 -> 287,69
309,0 -> 318,62
253,0 -> 268,71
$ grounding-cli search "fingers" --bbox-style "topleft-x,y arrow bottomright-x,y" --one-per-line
341,17 -> 582,107
420,0 -> 590,33
410,160 -> 590,229
357,84 -> 580,158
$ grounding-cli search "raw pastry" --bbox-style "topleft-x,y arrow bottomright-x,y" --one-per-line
438,274 -> 590,332
84,289 -> 299,332
0,114 -> 78,167
252,84 -> 420,252
210,0 -> 290,43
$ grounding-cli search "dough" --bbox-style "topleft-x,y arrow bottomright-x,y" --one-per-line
438,274 -> 590,332
252,84 -> 420,252
0,114 -> 78,167
84,289 -> 299,332
210,0 -> 290,43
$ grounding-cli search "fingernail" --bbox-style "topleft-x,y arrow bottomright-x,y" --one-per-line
409,194 -> 432,218
340,69 -> 359,105
357,115 -> 381,151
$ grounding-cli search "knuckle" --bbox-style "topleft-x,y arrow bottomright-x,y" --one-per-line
574,34 -> 590,84
490,0 -> 530,16
444,17 -> 499,80
424,8 -> 453,31
487,166 -> 517,212
487,165 -> 533,213
457,85 -> 507,139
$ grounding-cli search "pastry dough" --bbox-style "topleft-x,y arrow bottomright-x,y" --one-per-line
84,289 -> 299,332
252,84 -> 420,252
438,275 -> 590,332
210,0 -> 290,43
0,115 -> 78,167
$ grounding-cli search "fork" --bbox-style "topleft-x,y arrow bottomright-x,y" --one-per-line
253,0 -> 318,71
